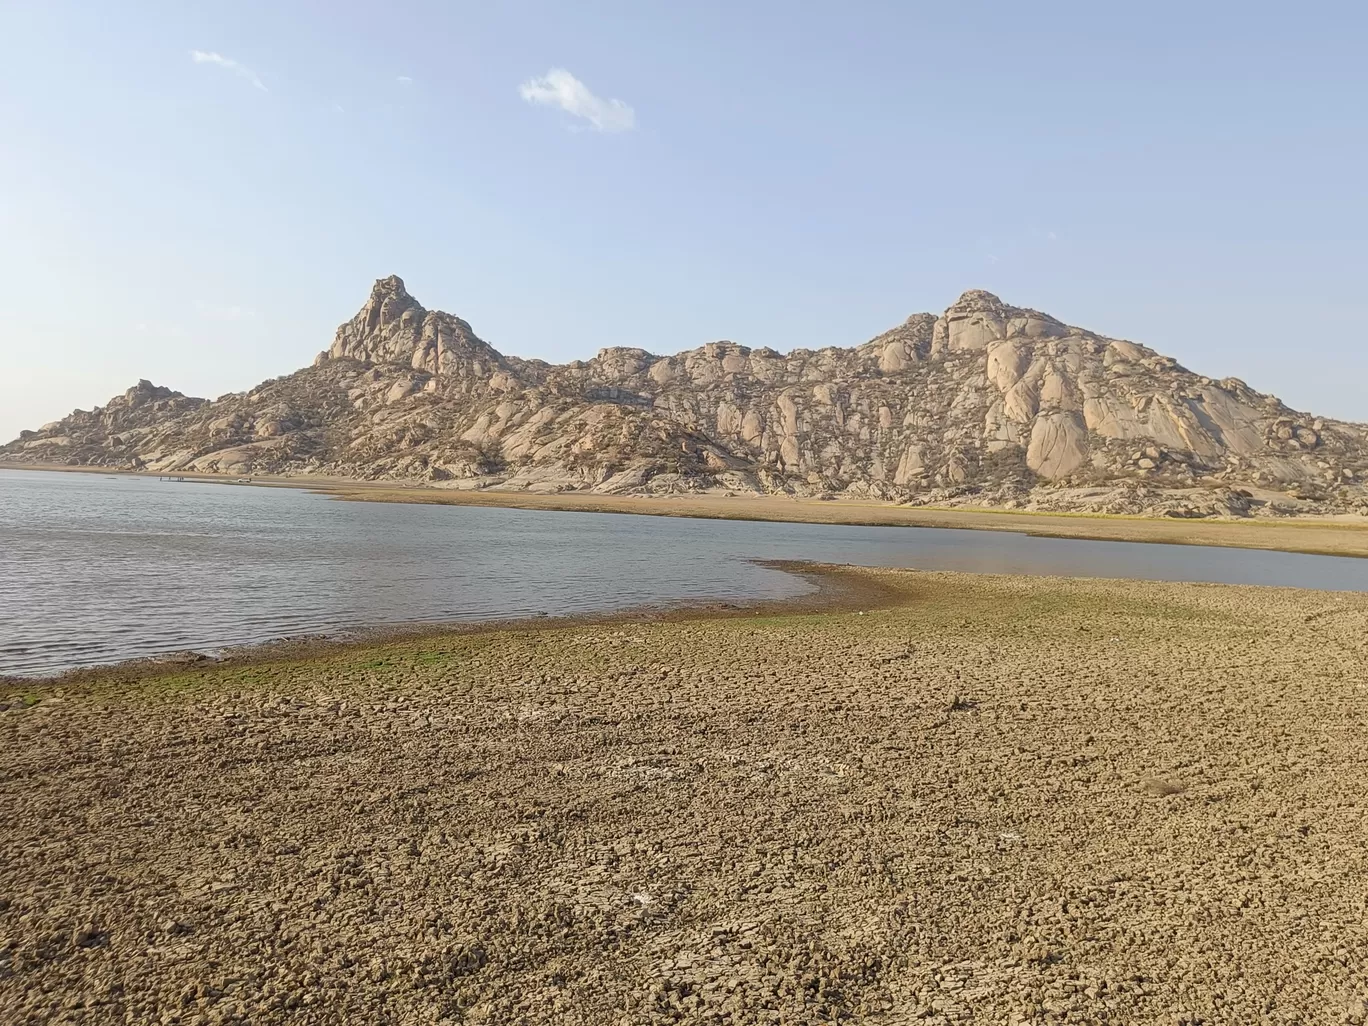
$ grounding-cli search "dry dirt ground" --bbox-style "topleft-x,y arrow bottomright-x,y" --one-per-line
2,569 -> 1367,1025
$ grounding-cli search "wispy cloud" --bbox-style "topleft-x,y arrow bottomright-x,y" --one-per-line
519,68 -> 635,133
190,50 -> 267,92
396,75 -> 413,86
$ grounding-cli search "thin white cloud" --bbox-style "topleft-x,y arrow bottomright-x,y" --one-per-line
519,68 -> 635,133
190,50 -> 267,92
396,75 -> 414,85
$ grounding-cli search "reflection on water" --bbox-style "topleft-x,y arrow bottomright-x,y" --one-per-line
1,469 -> 1364,676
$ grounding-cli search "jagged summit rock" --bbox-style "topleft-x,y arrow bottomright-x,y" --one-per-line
123,380 -> 180,404
6,278 -> 1367,517
373,273 -> 409,297
933,290 -> 1068,354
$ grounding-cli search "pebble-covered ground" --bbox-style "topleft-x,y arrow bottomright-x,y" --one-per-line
2,569 -> 1367,1025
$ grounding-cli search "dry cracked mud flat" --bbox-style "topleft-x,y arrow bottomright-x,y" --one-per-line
2,569 -> 1367,1025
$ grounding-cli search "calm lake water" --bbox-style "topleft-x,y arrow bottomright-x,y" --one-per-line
2,468 -> 1366,677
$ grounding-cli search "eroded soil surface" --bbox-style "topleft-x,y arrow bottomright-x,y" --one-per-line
2,570 -> 1367,1025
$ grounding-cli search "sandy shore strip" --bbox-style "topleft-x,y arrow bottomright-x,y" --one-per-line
5,462 -> 1368,559
3,567 -> 1366,1024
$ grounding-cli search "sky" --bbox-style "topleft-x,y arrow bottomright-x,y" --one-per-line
1,1 -> 1366,442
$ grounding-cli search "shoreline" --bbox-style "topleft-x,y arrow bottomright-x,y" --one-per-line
5,460 -> 1368,559
2,553 -> 1359,694
0,561 -> 909,692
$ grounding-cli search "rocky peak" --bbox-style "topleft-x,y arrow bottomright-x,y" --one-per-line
325,277 -> 425,363
949,289 -> 1008,312
933,290 -> 1067,354
122,380 -> 179,405
364,276 -> 425,334
371,274 -> 411,300
324,277 -> 517,394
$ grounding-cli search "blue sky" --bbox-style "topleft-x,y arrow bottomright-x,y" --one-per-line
2,0 -> 1365,441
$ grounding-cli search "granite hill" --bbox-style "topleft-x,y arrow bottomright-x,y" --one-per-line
7,276 -> 1366,518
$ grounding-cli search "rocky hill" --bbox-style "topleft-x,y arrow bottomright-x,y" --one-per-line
6,276 -> 1368,518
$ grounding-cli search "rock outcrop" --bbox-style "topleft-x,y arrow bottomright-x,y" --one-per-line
6,277 -> 1367,517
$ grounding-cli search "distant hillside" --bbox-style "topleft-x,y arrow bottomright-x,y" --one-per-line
7,276 -> 1367,519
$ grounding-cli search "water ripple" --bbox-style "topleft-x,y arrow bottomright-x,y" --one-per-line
2,469 -> 1365,677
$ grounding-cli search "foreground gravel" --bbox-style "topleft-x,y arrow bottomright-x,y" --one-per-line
2,568 -> 1367,1025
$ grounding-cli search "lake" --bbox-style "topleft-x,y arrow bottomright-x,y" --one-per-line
2,468 -> 1365,677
